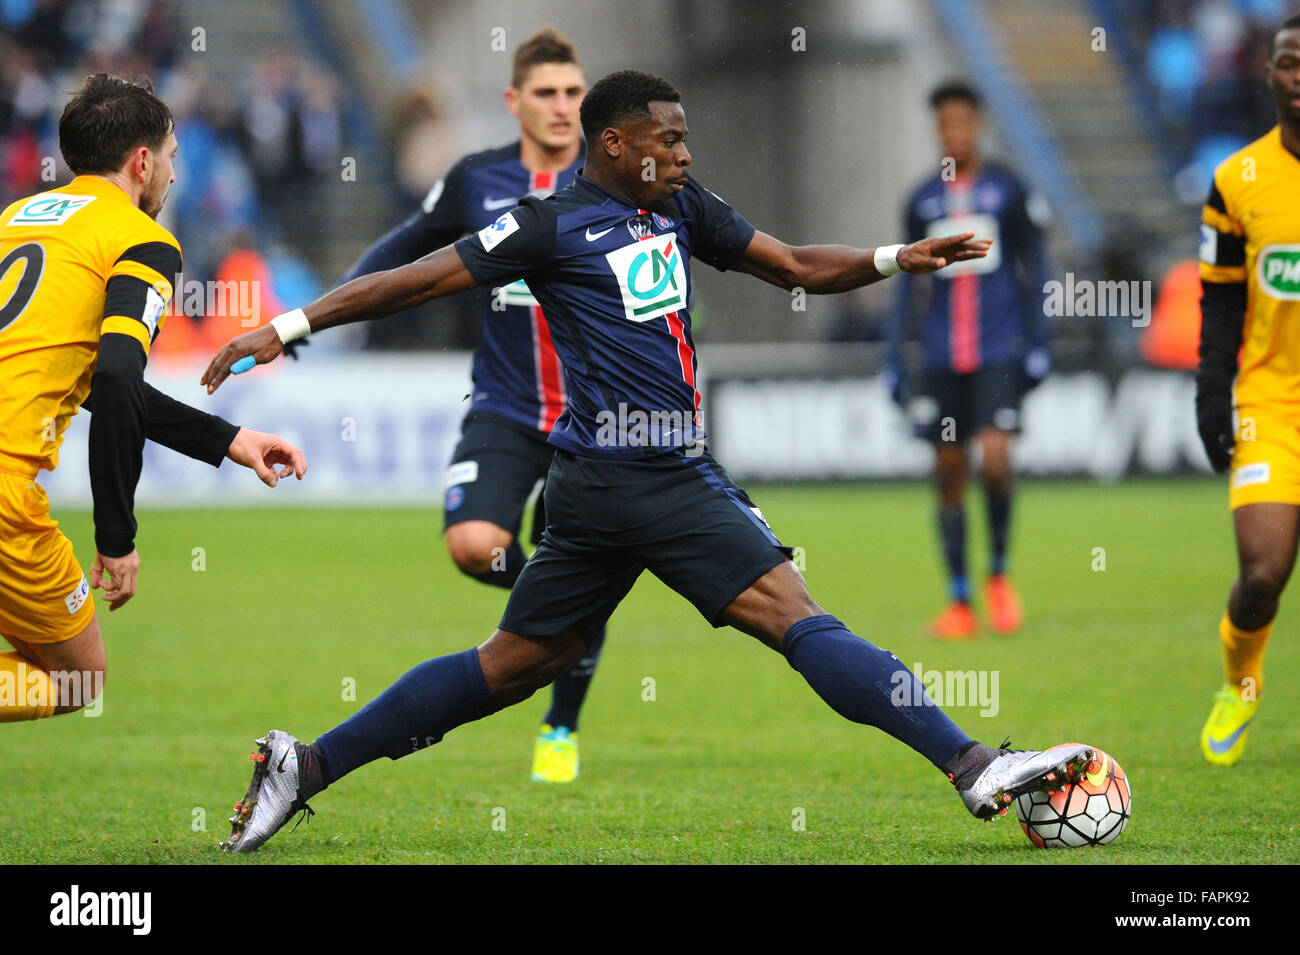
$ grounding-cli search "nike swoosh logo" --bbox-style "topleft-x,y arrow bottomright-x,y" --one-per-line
276,750 -> 290,773
483,197 -> 517,211
585,226 -> 615,241
1207,719 -> 1253,754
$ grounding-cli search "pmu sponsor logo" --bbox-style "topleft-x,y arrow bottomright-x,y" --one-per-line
889,663 -> 999,717
1257,244 -> 1300,300
50,885 -> 151,935
605,233 -> 686,322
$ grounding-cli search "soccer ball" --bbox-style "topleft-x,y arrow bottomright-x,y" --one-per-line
1015,745 -> 1131,848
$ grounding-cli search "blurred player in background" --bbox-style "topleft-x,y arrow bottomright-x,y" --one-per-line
0,74 -> 305,723
1196,15 -> 1300,766
887,81 -> 1050,640
338,29 -> 594,782
205,69 -> 1094,855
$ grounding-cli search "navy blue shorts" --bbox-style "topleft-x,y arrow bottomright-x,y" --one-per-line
911,363 -> 1023,444
442,410 -> 552,544
499,448 -> 794,643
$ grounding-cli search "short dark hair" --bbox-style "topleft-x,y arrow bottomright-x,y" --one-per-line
929,79 -> 983,112
580,69 -> 681,138
511,27 -> 581,88
1269,14 -> 1300,58
58,73 -> 173,176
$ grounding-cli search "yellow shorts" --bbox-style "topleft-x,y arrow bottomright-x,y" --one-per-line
1229,408 -> 1300,510
0,466 -> 94,644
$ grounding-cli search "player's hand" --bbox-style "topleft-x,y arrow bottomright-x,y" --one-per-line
226,428 -> 308,487
1196,390 -> 1235,473
201,325 -> 283,394
91,549 -> 140,612
898,232 -> 992,274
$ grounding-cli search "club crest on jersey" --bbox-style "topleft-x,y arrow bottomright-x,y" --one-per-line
652,212 -> 674,229
626,214 -> 653,241
605,232 -> 686,322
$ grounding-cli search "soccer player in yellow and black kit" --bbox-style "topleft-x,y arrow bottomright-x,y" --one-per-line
1196,16 -> 1300,765
0,74 -> 306,722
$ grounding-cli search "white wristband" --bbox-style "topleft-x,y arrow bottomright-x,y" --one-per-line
270,308 -> 312,344
874,244 -> 904,277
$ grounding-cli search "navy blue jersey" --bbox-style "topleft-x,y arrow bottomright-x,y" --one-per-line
342,142 -> 583,432
889,162 -> 1048,374
454,175 -> 755,459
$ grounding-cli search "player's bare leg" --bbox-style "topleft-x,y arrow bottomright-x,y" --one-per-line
477,628 -> 590,704
446,520 -> 515,579
929,443 -> 976,638
0,614 -> 106,720
1202,502 -> 1300,765
976,426 -> 1023,634
720,562 -> 1089,818
1228,502 -> 1300,630
718,560 -> 823,650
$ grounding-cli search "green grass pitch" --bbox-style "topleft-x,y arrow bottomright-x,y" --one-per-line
2,478 -> 1297,864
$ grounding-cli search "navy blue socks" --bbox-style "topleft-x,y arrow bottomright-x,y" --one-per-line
985,486 -> 1011,576
782,614 -> 971,768
313,647 -> 498,788
938,506 -> 968,602
306,618 -> 973,793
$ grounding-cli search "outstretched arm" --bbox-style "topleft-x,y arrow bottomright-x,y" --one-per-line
202,245 -> 477,392
85,383 -> 237,465
84,384 -> 307,485
731,230 -> 992,293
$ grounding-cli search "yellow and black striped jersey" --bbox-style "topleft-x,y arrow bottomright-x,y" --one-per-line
0,175 -> 180,472
1201,126 -> 1300,412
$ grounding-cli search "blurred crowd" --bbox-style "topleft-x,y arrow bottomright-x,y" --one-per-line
1131,0 -> 1290,203
1,0 -> 336,358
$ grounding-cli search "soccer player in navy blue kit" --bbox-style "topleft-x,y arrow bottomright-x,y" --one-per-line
338,30 -> 596,782
206,70 -> 1093,853
886,81 -> 1049,640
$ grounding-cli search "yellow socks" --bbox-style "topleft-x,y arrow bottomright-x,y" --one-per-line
0,651 -> 56,721
1219,613 -> 1271,700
